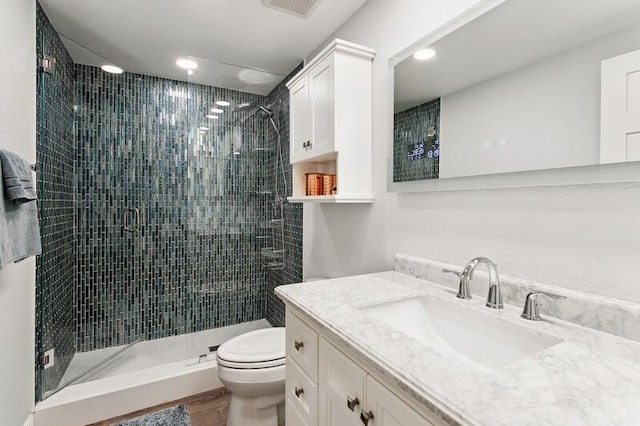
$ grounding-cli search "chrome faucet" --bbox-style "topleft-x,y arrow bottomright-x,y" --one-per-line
444,257 -> 503,309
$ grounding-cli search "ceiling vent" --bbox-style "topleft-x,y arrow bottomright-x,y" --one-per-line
261,0 -> 322,18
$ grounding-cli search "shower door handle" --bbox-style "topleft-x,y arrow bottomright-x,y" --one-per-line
133,208 -> 140,232
123,208 -> 140,232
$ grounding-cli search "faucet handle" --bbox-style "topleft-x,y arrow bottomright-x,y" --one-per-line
442,268 -> 462,278
442,269 -> 471,300
521,291 -> 567,321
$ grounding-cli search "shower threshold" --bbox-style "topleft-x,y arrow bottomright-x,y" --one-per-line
35,319 -> 270,426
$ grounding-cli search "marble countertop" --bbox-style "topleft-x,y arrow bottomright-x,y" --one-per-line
275,271 -> 640,426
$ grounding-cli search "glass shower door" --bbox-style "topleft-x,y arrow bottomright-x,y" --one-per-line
183,56 -> 273,360
35,9 -> 78,400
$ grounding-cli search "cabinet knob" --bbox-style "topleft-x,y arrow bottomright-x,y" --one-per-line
294,340 -> 304,351
360,409 -> 374,425
346,396 -> 360,411
295,386 -> 304,398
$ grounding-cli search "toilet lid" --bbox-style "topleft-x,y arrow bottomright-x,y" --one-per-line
217,327 -> 285,366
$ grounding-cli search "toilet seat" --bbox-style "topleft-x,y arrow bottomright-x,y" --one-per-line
217,356 -> 285,369
217,327 -> 285,370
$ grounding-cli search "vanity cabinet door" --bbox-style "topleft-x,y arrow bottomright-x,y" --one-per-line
319,338 -> 365,426
363,376 -> 433,426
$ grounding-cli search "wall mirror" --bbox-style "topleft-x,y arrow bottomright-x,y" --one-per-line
388,0 -> 640,192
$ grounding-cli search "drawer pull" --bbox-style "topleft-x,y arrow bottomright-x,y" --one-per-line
346,396 -> 360,411
360,409 -> 374,425
295,386 -> 304,398
294,340 -> 304,351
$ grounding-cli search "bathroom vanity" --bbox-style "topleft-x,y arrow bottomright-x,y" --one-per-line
276,256 -> 640,425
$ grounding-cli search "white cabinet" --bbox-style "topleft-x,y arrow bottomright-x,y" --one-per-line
364,376 -> 432,426
286,312 -> 320,426
290,55 -> 335,163
286,39 -> 375,203
286,309 -> 319,381
290,77 -> 311,161
319,338 -> 365,426
286,308 -> 440,426
287,358 -> 318,426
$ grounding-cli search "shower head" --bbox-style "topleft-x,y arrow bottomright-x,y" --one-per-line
234,102 -> 257,112
234,101 -> 274,117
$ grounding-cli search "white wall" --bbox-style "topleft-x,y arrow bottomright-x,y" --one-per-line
440,24 -> 640,178
303,0 -> 640,304
0,0 -> 37,425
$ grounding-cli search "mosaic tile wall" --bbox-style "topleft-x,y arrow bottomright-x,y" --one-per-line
264,64 -> 304,327
75,66 -> 272,350
35,3 -> 77,400
393,98 -> 441,182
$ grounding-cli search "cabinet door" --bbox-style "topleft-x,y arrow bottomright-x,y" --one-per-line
319,338 -> 365,426
290,76 -> 310,162
363,376 -> 433,426
309,56 -> 335,158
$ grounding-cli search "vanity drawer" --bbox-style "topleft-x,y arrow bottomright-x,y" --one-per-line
286,310 -> 319,381
286,358 -> 318,426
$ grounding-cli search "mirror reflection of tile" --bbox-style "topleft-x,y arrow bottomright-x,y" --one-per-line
393,98 -> 440,182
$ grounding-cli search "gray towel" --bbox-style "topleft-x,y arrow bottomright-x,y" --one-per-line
0,152 -> 41,269
0,149 -> 37,203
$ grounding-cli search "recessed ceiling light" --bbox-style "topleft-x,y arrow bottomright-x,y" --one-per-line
237,68 -> 276,85
206,114 -> 219,119
210,108 -> 224,114
187,69 -> 194,75
176,58 -> 198,70
413,48 -> 437,61
198,126 -> 209,131
215,100 -> 230,107
101,64 -> 124,74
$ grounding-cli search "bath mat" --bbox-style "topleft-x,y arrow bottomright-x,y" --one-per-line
112,404 -> 192,426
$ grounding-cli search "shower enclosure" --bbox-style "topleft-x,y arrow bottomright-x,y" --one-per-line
35,4 -> 301,403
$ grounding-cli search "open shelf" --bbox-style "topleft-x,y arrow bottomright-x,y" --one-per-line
287,195 -> 374,203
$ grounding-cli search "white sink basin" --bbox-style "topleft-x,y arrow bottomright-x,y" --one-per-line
360,295 -> 562,370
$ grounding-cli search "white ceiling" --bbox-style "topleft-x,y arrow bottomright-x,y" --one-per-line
40,0 -> 369,95
394,0 -> 640,112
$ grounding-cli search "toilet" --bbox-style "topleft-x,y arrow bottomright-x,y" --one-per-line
217,327 -> 286,426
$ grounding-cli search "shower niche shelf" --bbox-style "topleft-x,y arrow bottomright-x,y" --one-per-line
286,39 -> 375,204
259,219 -> 286,270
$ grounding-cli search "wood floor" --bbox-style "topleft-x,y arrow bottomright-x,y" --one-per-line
89,388 -> 230,426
